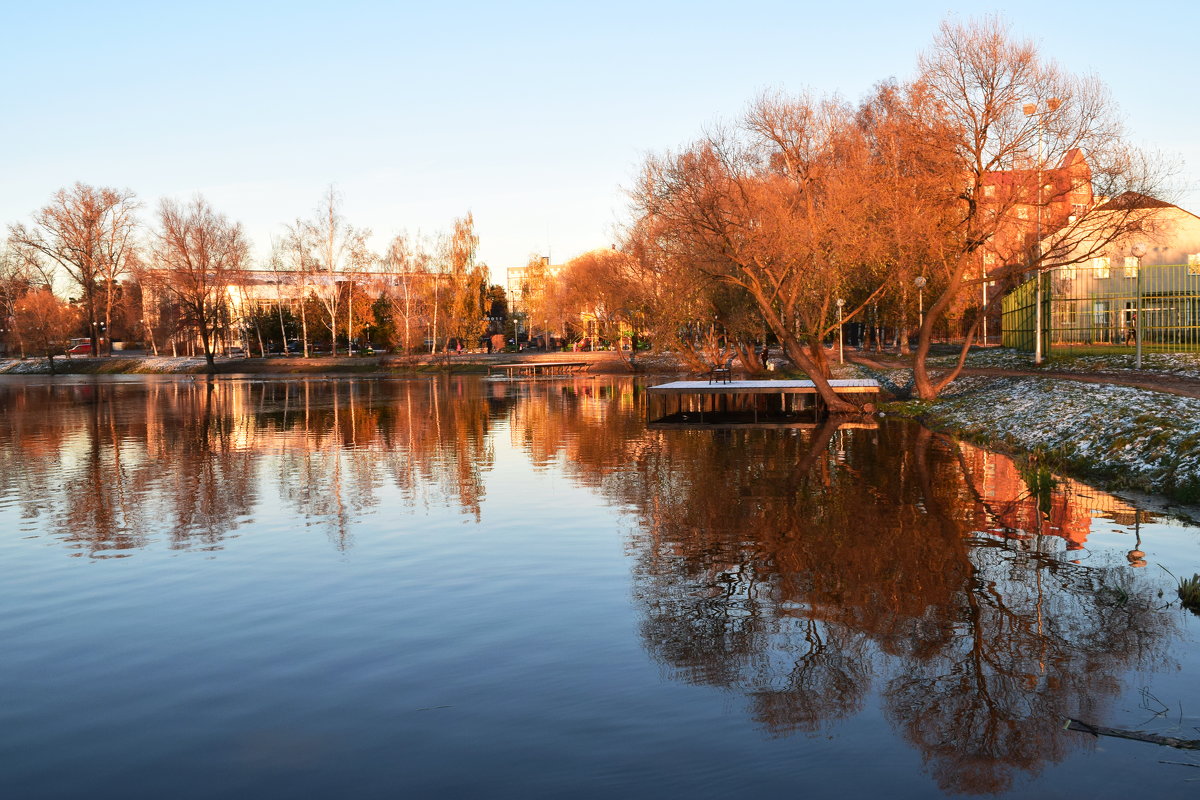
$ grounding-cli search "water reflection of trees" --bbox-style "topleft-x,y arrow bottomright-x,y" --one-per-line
538,410 -> 1176,795
0,376 -> 1181,792
0,377 -> 498,555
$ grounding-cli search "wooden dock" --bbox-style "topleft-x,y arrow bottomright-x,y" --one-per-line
488,361 -> 591,378
646,379 -> 881,422
648,419 -> 879,431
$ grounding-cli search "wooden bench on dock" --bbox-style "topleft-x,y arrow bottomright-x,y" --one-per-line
487,361 -> 591,378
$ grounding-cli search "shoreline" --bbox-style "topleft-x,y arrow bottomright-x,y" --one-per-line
8,349 -> 1199,513
882,374 -> 1200,512
0,350 -> 682,377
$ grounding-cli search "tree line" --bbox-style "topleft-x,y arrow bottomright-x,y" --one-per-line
527,16 -> 1168,409
1,185 -> 497,371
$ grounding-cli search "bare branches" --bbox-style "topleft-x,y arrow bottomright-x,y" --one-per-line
294,186 -> 374,356
148,196 -> 249,369
7,183 -> 140,355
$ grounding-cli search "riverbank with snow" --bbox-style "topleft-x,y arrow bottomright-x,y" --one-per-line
888,375 -> 1200,506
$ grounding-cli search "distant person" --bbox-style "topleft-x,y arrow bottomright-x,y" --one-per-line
760,345 -> 769,368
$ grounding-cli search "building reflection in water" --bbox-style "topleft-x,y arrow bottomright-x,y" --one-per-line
0,376 -> 1179,794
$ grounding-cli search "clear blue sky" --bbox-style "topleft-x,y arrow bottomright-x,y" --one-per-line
3,0 -> 1196,284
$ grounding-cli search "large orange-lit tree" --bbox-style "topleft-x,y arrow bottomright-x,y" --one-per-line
905,17 -> 1168,399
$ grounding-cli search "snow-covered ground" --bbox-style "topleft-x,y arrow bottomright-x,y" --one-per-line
907,376 -> 1200,502
0,356 -> 210,374
929,346 -> 1200,379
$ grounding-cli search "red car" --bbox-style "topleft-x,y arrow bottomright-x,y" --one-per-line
67,339 -> 92,355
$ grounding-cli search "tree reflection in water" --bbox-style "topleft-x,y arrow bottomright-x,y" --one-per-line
0,376 -> 1179,793
0,378 -> 499,555
607,419 -> 1176,795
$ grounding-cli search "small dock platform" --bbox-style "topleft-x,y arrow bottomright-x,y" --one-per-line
488,361 -> 591,378
646,379 -> 881,423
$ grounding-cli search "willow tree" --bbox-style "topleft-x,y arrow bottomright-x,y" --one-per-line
441,213 -> 487,352
619,216 -> 768,373
554,248 -> 646,365
630,95 -> 887,412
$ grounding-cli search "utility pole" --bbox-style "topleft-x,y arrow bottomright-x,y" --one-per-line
1024,98 -> 1060,366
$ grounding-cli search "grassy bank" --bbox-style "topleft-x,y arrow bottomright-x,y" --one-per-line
884,375 -> 1200,505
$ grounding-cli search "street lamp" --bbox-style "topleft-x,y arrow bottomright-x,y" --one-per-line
836,297 -> 845,365
1132,241 -> 1147,368
913,276 -> 927,330
1024,98 -> 1061,366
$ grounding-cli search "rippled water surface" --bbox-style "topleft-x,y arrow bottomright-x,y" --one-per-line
2,375 -> 1200,799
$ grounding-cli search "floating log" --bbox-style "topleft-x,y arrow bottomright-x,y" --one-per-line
1065,718 -> 1200,751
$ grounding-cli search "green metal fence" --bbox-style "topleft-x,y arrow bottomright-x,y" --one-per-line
1002,262 -> 1200,355
1001,271 -> 1049,353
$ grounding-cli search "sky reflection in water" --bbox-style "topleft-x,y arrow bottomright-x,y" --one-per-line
0,375 -> 1198,799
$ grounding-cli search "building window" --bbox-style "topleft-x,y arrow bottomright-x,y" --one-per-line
982,252 -> 996,266
1093,257 -> 1111,279
1016,206 -> 1028,219
1124,257 -> 1139,278
983,185 -> 995,198
1188,254 -> 1200,275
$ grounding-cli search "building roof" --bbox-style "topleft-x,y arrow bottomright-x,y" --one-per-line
1094,191 -> 1176,211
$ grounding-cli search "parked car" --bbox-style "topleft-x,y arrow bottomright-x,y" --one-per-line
67,339 -> 92,355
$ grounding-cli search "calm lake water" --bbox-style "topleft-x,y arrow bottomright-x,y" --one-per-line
2,374 -> 1200,799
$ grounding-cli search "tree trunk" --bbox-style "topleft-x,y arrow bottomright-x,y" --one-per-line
808,339 -> 831,378
750,295 -> 855,413
300,301 -> 309,358
103,283 -> 112,355
914,260 -> 971,400
200,322 -> 216,372
275,293 -> 289,357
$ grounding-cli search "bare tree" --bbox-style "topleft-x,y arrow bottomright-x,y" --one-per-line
384,232 -> 435,354
0,243 -> 38,357
149,196 -> 250,371
276,228 -> 315,357
907,16 -> 1169,398
8,183 -> 139,356
13,289 -> 79,374
295,187 -> 372,356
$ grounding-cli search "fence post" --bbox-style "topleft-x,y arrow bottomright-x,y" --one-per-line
1136,263 -> 1143,368
1044,270 -> 1052,358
